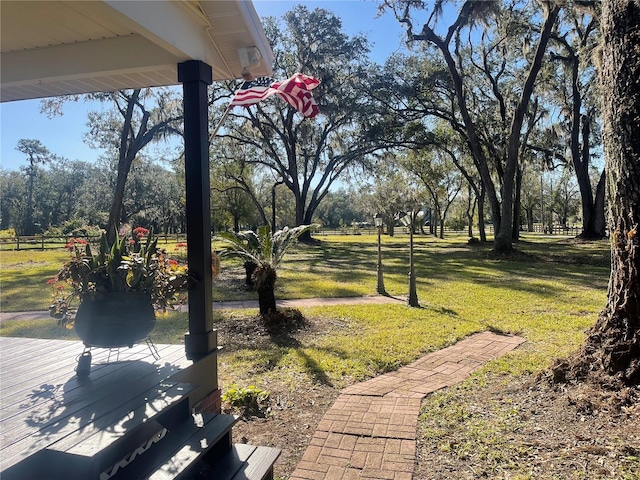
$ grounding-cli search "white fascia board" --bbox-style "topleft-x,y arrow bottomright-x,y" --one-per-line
103,0 -> 218,66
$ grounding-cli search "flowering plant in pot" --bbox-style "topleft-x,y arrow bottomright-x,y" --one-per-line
49,227 -> 189,347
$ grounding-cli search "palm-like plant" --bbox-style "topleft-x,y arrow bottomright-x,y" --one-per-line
216,224 -> 317,315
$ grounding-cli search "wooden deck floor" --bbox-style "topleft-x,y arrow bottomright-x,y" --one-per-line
0,337 -> 191,474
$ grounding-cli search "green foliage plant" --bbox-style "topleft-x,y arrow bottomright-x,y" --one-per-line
49,227 -> 189,327
222,384 -> 271,417
216,224 -> 317,315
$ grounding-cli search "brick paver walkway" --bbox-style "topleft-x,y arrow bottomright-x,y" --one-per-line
289,331 -> 526,480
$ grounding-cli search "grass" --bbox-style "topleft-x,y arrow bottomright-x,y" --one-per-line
0,249 -> 70,311
1,232 -> 615,477
1,234 -> 610,386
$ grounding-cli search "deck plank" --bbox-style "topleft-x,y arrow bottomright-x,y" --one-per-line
0,337 -> 76,360
1,353 -> 187,440
0,337 -> 192,473
1,339 -> 176,391
1,344 -> 189,433
1,342 -> 181,417
232,445 -> 281,480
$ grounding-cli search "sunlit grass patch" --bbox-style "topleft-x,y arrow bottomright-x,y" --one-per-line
0,249 -> 71,311
0,317 -> 79,340
277,269 -> 370,298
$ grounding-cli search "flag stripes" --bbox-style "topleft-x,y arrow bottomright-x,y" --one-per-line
272,73 -> 320,118
230,73 -> 320,118
229,76 -> 276,106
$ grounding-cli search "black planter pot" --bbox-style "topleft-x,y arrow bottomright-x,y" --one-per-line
74,292 -> 156,348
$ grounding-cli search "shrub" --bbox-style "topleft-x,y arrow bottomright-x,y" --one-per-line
222,384 -> 271,417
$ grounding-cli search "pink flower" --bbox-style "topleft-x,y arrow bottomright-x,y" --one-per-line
65,238 -> 88,250
133,227 -> 150,240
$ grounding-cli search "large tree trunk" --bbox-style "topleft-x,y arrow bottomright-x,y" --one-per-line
512,163 -> 522,240
477,186 -> 487,242
496,4 -> 560,253
570,54 -> 601,240
575,117 -> 606,239
592,171 -> 607,236
466,184 -> 476,238
576,0 -> 640,385
106,157 -> 133,244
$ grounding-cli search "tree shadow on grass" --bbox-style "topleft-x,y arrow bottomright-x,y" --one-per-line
262,309 -> 335,387
215,308 -> 342,387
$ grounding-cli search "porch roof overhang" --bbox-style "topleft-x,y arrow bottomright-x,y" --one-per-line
0,0 -> 274,103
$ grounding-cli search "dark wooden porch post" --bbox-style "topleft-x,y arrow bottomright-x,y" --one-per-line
178,60 -> 216,360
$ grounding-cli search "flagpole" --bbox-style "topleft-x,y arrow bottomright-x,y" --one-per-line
209,104 -> 232,142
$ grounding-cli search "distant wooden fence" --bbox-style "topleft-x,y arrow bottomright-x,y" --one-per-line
528,224 -> 583,236
318,226 -> 584,237
0,225 -> 585,250
0,233 -> 188,251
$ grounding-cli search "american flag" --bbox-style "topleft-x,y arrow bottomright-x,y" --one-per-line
230,73 -> 320,118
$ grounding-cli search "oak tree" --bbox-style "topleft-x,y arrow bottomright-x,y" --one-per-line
571,0 -> 640,386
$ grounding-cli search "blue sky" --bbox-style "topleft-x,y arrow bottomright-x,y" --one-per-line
0,0 -> 408,172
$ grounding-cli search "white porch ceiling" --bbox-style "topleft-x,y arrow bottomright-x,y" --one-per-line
0,0 -> 274,102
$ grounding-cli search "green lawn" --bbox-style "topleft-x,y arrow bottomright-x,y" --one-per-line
1,233 -> 618,477
1,232 -> 610,385
0,249 -> 70,312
